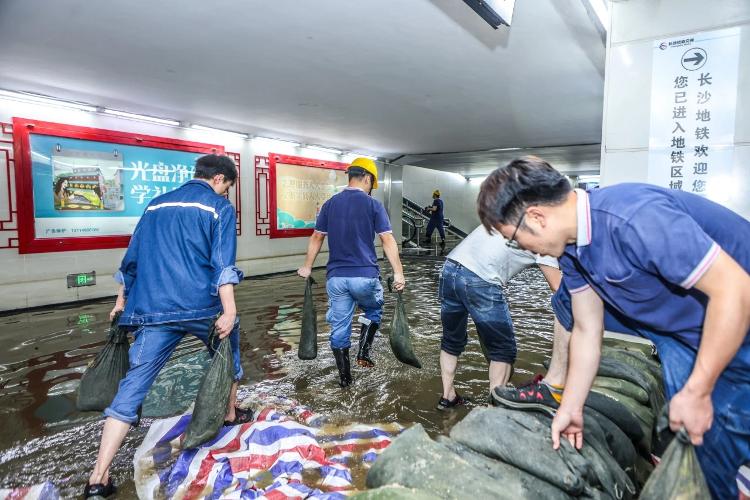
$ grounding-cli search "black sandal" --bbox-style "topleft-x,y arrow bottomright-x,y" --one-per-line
83,478 -> 116,498
223,406 -> 253,426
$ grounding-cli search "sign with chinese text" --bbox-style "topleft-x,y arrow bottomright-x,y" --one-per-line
648,27 -> 741,200
268,153 -> 349,238
13,117 -> 223,253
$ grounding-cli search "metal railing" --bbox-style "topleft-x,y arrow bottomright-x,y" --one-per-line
401,197 -> 466,256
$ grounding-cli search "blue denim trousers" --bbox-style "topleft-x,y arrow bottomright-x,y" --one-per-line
104,317 -> 243,424
425,218 -> 445,240
325,277 -> 384,349
552,281 -> 750,499
439,260 -> 516,363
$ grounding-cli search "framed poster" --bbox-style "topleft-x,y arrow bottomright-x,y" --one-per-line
268,153 -> 349,238
12,117 -> 224,253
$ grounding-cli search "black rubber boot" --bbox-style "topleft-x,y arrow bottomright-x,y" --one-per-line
356,322 -> 379,367
332,347 -> 352,387
439,240 -> 446,255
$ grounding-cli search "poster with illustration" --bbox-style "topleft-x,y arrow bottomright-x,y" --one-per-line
52,150 -> 124,211
30,134 -> 207,239
276,163 -> 347,229
269,154 -> 349,238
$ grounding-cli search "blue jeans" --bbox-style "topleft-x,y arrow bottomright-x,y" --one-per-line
552,281 -> 750,499
425,218 -> 445,240
326,277 -> 384,349
105,317 -> 243,424
440,260 -> 515,363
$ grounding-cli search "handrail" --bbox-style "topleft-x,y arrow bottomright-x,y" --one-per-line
402,197 -> 468,238
401,216 -> 416,245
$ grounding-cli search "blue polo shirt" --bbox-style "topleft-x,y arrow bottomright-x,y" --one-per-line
315,188 -> 392,278
430,198 -> 444,221
561,184 -> 750,354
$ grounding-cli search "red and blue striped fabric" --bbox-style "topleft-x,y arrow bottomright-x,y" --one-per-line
0,481 -> 59,500
739,464 -> 750,500
134,395 -> 402,499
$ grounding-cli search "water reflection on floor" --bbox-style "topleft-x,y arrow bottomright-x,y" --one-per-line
0,257 -> 555,497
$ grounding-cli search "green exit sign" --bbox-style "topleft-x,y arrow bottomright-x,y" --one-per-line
67,271 -> 96,288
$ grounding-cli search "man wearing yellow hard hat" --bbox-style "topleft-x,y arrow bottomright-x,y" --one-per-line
298,158 -> 406,388
423,189 -> 446,254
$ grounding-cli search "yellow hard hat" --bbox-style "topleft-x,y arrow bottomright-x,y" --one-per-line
433,189 -> 441,197
347,157 -> 378,189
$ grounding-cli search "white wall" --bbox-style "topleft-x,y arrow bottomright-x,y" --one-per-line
601,0 -> 750,218
402,165 -> 482,233
0,99 -> 393,310
402,152 -> 604,234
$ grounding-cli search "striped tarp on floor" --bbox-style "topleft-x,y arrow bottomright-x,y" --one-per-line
134,394 -> 402,499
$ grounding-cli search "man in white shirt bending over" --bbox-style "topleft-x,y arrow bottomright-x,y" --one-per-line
437,225 -> 561,410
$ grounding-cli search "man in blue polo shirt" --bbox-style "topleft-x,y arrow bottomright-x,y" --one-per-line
423,189 -> 446,254
298,158 -> 406,388
478,156 -> 750,499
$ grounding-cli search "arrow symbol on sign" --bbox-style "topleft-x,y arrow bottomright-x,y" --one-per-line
683,52 -> 705,66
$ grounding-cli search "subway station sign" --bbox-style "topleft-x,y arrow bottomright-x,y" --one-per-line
647,27 -> 741,203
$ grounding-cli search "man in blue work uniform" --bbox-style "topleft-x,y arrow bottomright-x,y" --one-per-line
479,156 -> 750,499
423,189 -> 446,254
84,155 -> 248,498
298,158 -> 406,388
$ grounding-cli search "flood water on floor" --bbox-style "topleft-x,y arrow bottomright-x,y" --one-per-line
0,257 -> 556,497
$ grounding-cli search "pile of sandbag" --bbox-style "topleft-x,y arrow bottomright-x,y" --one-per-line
364,339 -> 672,499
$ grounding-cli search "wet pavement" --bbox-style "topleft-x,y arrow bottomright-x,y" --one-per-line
0,257 -> 556,497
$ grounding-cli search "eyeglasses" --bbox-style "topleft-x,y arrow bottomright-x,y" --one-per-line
505,212 -> 525,249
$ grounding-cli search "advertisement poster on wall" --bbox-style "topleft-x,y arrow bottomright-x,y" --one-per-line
268,153 -> 348,238
13,117 -> 224,253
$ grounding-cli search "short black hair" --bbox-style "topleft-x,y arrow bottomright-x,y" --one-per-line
194,154 -> 238,183
477,156 -> 571,232
348,167 -> 373,184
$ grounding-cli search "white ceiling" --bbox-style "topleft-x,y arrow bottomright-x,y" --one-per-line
0,0 -> 605,158
395,143 -> 603,176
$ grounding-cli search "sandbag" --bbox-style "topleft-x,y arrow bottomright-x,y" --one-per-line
592,376 -> 649,405
436,436 -> 572,499
450,407 -> 591,496
76,312 -> 130,411
350,485 -> 435,500
366,424 -> 515,499
601,347 -> 662,384
590,387 -> 655,432
387,278 -> 421,369
584,407 -> 637,476
142,349 -> 211,418
298,276 -> 318,360
182,324 -> 234,449
639,429 -> 710,499
577,413 -> 636,500
634,455 -> 655,490
584,390 -> 645,450
518,411 -> 634,500
602,337 -> 656,358
598,356 -> 665,414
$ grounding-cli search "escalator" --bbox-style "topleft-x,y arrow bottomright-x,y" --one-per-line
401,197 -> 466,257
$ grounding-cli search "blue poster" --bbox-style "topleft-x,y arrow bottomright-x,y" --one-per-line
30,134 -> 205,238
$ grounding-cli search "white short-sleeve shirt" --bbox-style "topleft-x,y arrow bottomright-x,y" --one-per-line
446,225 -> 558,286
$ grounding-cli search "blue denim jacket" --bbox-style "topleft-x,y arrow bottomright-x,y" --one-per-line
115,179 -> 244,326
